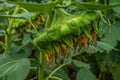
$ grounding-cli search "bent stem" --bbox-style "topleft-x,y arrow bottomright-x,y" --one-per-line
38,52 -> 45,80
49,63 -> 66,77
44,63 -> 66,80
45,76 -> 62,80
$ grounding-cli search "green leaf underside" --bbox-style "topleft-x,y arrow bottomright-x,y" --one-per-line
8,1 -> 120,13
110,62 -> 120,80
76,68 -> 97,80
0,55 -> 30,80
73,60 -> 90,69
8,2 -> 58,12
74,2 -> 120,10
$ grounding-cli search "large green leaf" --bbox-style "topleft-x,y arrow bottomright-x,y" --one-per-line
76,68 -> 97,80
73,2 -> 120,10
8,0 -> 62,12
0,55 -> 30,80
96,41 -> 117,53
9,1 -> 120,12
88,41 -> 117,53
10,43 -> 32,59
99,20 -> 120,47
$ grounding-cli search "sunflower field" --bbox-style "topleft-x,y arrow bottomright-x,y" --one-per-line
0,0 -> 120,80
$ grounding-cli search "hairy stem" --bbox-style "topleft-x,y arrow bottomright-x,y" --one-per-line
4,6 -> 20,55
4,35 -> 11,54
0,41 -> 5,49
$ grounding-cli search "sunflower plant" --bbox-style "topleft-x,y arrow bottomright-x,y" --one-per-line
0,0 -> 120,80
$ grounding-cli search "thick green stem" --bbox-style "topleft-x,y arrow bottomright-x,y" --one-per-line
4,6 -> 20,55
4,35 -> 11,54
0,41 -> 5,49
103,0 -> 108,15
38,52 -> 44,80
7,6 -> 20,35
104,0 -> 107,5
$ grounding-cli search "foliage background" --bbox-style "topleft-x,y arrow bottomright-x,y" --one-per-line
0,0 -> 120,80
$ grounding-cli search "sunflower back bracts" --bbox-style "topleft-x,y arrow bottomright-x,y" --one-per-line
33,9 -> 100,63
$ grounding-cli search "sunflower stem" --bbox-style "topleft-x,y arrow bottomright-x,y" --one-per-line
38,52 -> 44,80
4,6 -> 20,55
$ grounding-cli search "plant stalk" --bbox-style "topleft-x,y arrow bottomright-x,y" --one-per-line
4,35 -> 11,54
38,52 -> 44,80
4,6 -> 20,55
45,76 -> 62,80
49,63 -> 66,77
